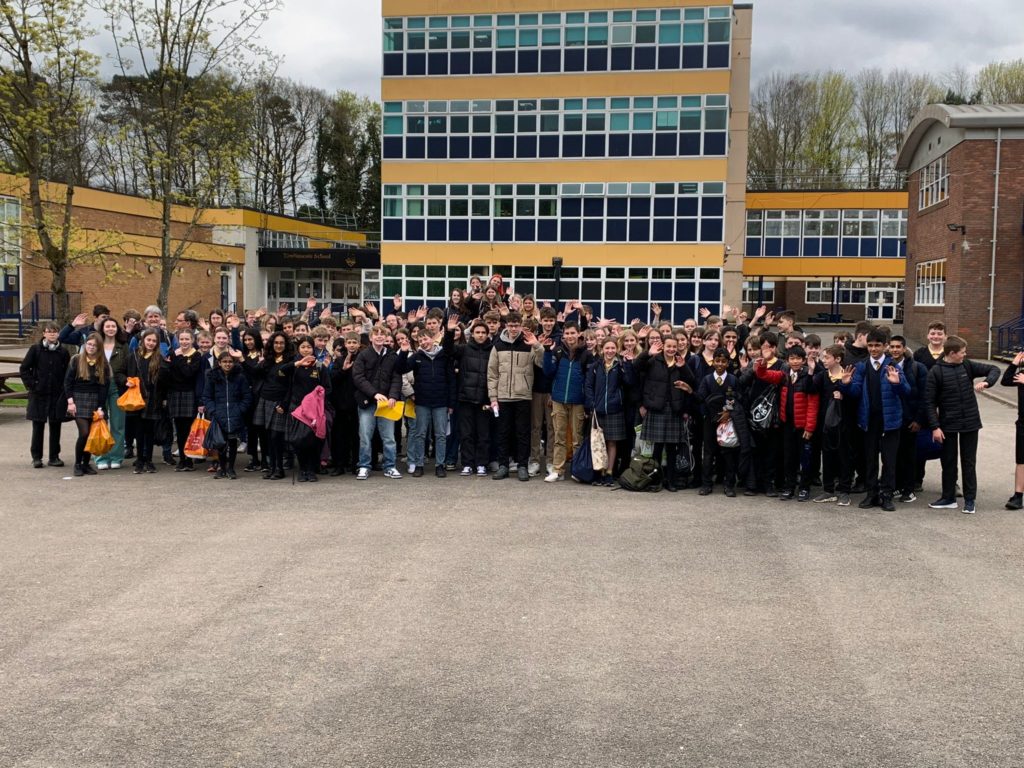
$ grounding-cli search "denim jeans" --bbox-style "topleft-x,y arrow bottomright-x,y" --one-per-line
358,405 -> 397,470
408,405 -> 448,468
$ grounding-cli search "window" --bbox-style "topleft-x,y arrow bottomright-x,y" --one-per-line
0,196 -> 20,266
259,230 -> 309,249
742,280 -> 774,305
918,154 -> 949,210
915,260 -> 946,306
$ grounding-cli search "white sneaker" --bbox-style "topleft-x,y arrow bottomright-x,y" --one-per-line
528,461 -> 540,476
477,465 -> 487,476
460,466 -> 473,476
509,461 -> 518,471
356,467 -> 370,480
407,464 -> 416,474
110,462 -> 121,470
544,471 -> 562,483
96,462 -> 110,470
547,463 -> 555,474
384,467 -> 402,479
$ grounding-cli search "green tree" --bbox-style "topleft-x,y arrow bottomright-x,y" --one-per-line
314,92 -> 381,232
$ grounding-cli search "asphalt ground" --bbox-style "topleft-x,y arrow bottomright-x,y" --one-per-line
1,397 -> 1022,768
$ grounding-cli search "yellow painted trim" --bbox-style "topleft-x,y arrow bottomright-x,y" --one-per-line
742,258 -> 906,279
383,159 -> 727,183
384,0 -> 728,14
382,242 -> 725,267
382,71 -> 731,100
52,229 -> 246,264
745,191 -> 909,211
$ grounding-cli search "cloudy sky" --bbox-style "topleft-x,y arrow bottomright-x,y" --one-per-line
245,0 -> 1024,98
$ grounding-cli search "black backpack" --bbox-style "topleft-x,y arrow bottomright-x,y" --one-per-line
618,456 -> 662,492
823,398 -> 843,451
749,386 -> 780,432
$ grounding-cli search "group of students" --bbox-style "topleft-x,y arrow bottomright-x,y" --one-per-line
17,280 -> 1019,512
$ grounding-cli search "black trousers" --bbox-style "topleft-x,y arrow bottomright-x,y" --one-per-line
822,428 -> 854,494
652,442 -> 679,487
496,400 -> 531,467
174,417 -> 193,465
459,404 -> 491,468
863,423 -> 899,499
129,415 -> 156,463
895,425 -> 918,494
781,423 -> 810,492
690,413 -> 704,485
940,430 -> 978,501
331,407 -> 359,469
754,427 -> 784,491
298,439 -> 323,474
30,419 -> 63,461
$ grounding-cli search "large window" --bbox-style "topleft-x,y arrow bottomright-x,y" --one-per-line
918,154 -> 949,210
915,260 -> 946,306
383,7 -> 732,78
0,196 -> 20,267
259,230 -> 309,249
382,94 -> 729,160
742,280 -> 774,305
746,209 -> 906,259
382,181 -> 725,244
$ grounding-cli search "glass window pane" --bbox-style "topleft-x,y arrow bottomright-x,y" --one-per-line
659,23 -> 681,44
542,28 -> 560,46
636,25 -> 656,44
683,23 -> 704,43
496,29 -> 516,47
587,26 -> 608,45
633,113 -> 653,130
565,27 -> 585,46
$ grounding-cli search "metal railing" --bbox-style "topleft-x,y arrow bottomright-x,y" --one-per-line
995,315 -> 1024,357
16,291 -> 83,337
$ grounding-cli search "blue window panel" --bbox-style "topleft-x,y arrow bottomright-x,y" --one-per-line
518,50 -> 539,73
583,220 -> 604,241
541,49 -> 561,73
427,220 -> 447,241
405,137 -> 425,158
585,135 -> 606,157
629,198 -> 651,216
427,137 -> 447,159
677,197 -> 699,216
679,133 -> 701,156
677,219 -> 699,242
406,53 -> 426,76
821,238 -> 839,257
449,136 -> 470,158
606,219 -> 628,241
493,220 -> 514,242
583,198 -> 605,217
562,134 -> 584,157
472,51 -> 493,74
880,238 -> 899,257
383,54 -> 404,76
628,220 -> 650,242
704,132 -> 727,156
631,133 -> 654,156
560,219 -> 582,242
607,197 -> 628,217
450,52 -> 471,75
700,219 -> 723,242
674,282 -> 696,301
605,303 -> 625,322
627,303 -> 649,321
899,240 -> 907,257
653,219 -> 675,242
861,238 -> 878,257
449,220 -> 469,241
471,136 -> 491,158
562,198 -> 582,216
537,220 -> 558,242
782,237 -> 799,257
699,283 -> 720,301
405,219 -> 425,241
804,238 -> 820,257
608,134 -> 630,157
707,44 -> 730,68
682,45 -> 703,69
382,219 -> 403,241
495,51 -> 516,74
655,133 -> 678,156
586,48 -> 608,71
494,136 -> 515,158
634,46 -> 656,70
383,137 -> 403,159
514,220 -> 536,242
702,197 -> 724,216
654,198 -> 674,217
764,237 -> 782,256
539,135 -> 560,158
746,237 -> 762,257
516,135 -> 538,158
658,45 -> 681,69
841,238 -> 859,257
651,282 -> 672,301
605,281 -> 625,300
471,220 -> 490,241
428,52 -> 448,75
564,49 -> 585,72
611,47 -> 632,71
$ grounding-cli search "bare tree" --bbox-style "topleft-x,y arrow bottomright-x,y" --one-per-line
748,72 -> 815,190
976,59 -> 1024,104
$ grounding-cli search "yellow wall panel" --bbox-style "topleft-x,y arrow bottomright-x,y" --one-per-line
742,258 -> 907,279
745,191 -> 909,210
383,242 -> 725,267
383,159 -> 727,184
384,0 -> 727,15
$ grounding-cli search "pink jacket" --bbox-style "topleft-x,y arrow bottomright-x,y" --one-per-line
291,385 -> 326,439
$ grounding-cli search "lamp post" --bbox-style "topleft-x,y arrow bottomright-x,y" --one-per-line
552,256 -> 563,305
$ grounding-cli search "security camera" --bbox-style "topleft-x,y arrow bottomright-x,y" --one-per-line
725,245 -> 732,253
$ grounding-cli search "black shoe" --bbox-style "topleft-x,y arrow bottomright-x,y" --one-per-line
73,464 -> 84,477
32,459 -> 43,469
214,469 -> 227,479
851,481 -> 866,495
517,466 -> 529,481
858,495 -> 878,509
243,461 -> 260,473
144,462 -> 157,473
779,490 -> 795,501
175,463 -> 188,472
493,466 -> 509,480
48,458 -> 64,467
766,486 -> 779,498
698,486 -> 712,496
82,463 -> 97,475
797,489 -> 810,502
227,468 -> 238,480
743,488 -> 758,497
662,482 -> 678,493
880,495 -> 896,512
436,466 -> 447,478
308,471 -> 319,482
329,466 -> 345,476
412,466 -> 424,478
725,487 -> 737,498
1005,494 -> 1023,510
133,462 -> 144,475
283,458 -> 294,471
163,455 -> 177,467
124,448 -> 135,460
297,472 -> 308,482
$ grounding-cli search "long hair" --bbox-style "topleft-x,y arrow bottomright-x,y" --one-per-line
266,331 -> 293,362
137,328 -> 162,381
242,329 -> 263,354
100,317 -> 128,345
76,333 -> 108,385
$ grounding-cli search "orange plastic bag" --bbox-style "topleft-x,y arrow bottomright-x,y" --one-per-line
116,377 -> 146,412
184,414 -> 211,460
85,412 -> 115,456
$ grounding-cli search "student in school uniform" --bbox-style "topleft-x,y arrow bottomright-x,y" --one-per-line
812,345 -> 855,507
124,328 -> 167,474
21,322 -> 70,468
63,333 -> 113,476
253,331 -> 295,480
328,333 -> 362,476
696,348 -> 739,495
447,320 -> 494,477
288,336 -> 332,482
202,351 -> 253,479
162,329 -> 206,472
584,337 -> 636,486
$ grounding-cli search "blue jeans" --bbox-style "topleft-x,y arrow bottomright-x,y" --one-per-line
444,403 -> 460,466
408,405 -> 448,468
358,406 -> 397,470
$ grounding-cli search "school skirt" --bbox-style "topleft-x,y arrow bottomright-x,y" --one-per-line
165,390 -> 197,419
253,396 -> 288,433
641,409 -> 683,444
71,390 -> 103,419
594,410 -> 628,441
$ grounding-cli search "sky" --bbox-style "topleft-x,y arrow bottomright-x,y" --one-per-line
242,0 -> 1024,98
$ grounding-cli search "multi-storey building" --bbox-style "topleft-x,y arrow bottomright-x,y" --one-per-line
381,1 -> 753,323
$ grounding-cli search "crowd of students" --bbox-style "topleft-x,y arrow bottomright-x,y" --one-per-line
18,273 -> 1020,513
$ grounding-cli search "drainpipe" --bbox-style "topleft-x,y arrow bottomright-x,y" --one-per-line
987,128 -> 1002,360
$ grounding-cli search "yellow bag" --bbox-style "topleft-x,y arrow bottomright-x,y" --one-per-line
85,412 -> 115,456
374,400 -> 405,422
116,377 -> 146,412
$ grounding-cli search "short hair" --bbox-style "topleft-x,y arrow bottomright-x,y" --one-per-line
866,329 -> 888,345
311,326 -> 332,338
344,331 -> 360,343
777,310 -> 796,322
824,344 -> 846,362
92,304 -> 110,317
483,311 -> 501,323
319,316 -> 338,329
890,335 -> 907,346
196,331 -> 212,342
426,308 -> 444,321
760,331 -> 779,348
787,331 -> 805,342
469,320 -> 489,333
123,309 -> 141,322
712,348 -> 729,360
833,331 -> 850,344
745,335 -> 761,350
803,333 -> 821,348
217,351 -> 235,361
854,321 -> 874,337
371,324 -> 392,337
786,345 -> 807,359
562,322 -> 580,333
705,315 -> 721,326
41,321 -> 60,333
927,321 -> 946,332
505,311 -> 523,325
539,307 -> 557,319
944,336 -> 967,355
143,305 -> 162,318
182,309 -> 199,327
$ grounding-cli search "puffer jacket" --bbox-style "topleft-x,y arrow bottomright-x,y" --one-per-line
898,357 -> 928,427
925,359 -> 999,432
544,342 -> 592,405
1001,361 -> 1024,422
352,345 -> 402,408
840,356 -> 910,432
634,352 -> 696,414
202,365 -> 253,435
400,345 -> 456,409
487,330 -> 543,403
584,357 -> 635,416
754,364 -> 820,432
449,336 -> 492,405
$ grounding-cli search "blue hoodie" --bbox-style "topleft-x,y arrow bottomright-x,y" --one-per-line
543,342 -> 592,405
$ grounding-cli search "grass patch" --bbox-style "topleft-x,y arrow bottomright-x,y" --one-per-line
0,379 -> 27,407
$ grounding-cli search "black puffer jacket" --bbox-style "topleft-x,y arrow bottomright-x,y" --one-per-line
925,359 -> 999,432
449,337 -> 492,405
635,352 -> 696,414
400,345 -> 457,409
352,345 -> 402,408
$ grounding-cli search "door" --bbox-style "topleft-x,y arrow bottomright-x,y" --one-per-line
0,266 -> 18,318
866,288 -> 897,321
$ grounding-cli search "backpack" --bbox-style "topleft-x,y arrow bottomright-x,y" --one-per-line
749,386 -> 780,432
570,430 -> 596,484
822,398 -> 843,451
618,456 -> 662,492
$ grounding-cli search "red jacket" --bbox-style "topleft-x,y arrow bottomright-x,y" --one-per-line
754,364 -> 820,433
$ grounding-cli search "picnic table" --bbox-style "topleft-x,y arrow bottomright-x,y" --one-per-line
0,355 -> 24,401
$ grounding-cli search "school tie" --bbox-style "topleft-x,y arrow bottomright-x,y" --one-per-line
873,359 -> 881,371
